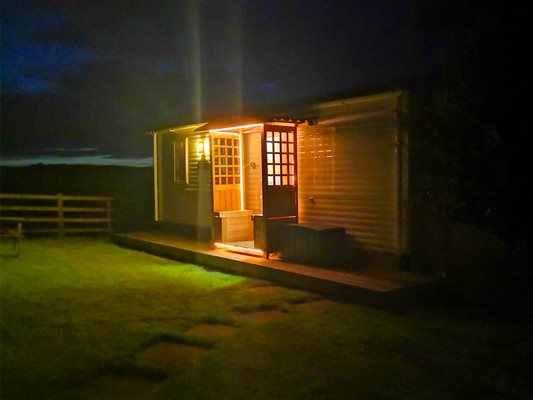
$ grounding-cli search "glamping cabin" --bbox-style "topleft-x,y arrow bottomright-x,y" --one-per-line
152,90 -> 409,267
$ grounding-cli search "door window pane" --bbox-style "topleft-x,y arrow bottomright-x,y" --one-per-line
212,134 -> 242,186
265,128 -> 296,186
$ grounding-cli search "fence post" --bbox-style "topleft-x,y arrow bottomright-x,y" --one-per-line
106,199 -> 112,234
58,193 -> 64,237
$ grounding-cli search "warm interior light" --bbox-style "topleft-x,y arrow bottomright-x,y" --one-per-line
209,127 -> 254,211
209,123 -> 263,134
198,137 -> 210,156
238,133 -> 244,210
214,242 -> 264,257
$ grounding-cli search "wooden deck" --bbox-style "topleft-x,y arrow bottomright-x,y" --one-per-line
112,231 -> 437,305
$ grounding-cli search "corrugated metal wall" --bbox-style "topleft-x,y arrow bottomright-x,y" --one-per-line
297,91 -> 407,255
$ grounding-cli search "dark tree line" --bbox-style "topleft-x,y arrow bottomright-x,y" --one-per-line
408,1 -> 528,246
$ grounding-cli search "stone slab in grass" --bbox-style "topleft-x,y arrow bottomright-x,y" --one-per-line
137,342 -> 210,368
295,299 -> 337,313
86,375 -> 162,399
238,309 -> 290,323
186,323 -> 239,338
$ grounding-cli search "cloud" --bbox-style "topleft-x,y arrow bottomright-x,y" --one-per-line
1,1 -> 94,94
0,154 -> 153,167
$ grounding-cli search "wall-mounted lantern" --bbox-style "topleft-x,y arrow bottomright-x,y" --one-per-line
198,137 -> 210,158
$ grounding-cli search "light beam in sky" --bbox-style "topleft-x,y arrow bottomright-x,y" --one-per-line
187,1 -> 203,122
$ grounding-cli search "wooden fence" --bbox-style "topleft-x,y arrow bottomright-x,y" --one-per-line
0,193 -> 113,236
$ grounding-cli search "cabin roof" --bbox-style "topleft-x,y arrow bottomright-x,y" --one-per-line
149,122 -> 207,135
149,86 -> 406,135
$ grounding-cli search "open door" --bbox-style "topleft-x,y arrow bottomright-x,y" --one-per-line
210,132 -> 255,245
211,133 -> 242,211
254,123 -> 298,256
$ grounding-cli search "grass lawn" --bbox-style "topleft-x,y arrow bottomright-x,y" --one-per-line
1,238 -> 532,400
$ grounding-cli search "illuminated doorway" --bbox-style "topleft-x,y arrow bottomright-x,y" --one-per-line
211,122 -> 298,257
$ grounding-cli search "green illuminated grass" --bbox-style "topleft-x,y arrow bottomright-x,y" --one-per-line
1,238 -> 531,400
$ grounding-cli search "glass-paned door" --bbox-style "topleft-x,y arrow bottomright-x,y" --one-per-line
211,133 -> 242,211
262,124 -> 298,218
266,129 -> 296,187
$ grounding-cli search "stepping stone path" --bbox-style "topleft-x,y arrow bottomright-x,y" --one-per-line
87,337 -> 211,397
295,299 -> 336,313
238,309 -> 290,323
137,342 -> 210,368
186,323 -> 238,338
85,291 -> 336,398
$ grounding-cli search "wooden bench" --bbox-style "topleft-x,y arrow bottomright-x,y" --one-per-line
0,219 -> 23,257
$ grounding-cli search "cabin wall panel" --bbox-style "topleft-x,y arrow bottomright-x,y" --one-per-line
157,132 -> 212,228
297,91 -> 403,255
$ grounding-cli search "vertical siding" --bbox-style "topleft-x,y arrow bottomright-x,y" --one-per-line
243,131 -> 263,212
298,91 -> 404,254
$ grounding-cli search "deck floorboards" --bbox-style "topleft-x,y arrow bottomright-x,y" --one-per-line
112,231 -> 436,304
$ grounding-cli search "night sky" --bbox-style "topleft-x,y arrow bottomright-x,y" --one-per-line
0,0 -> 514,164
